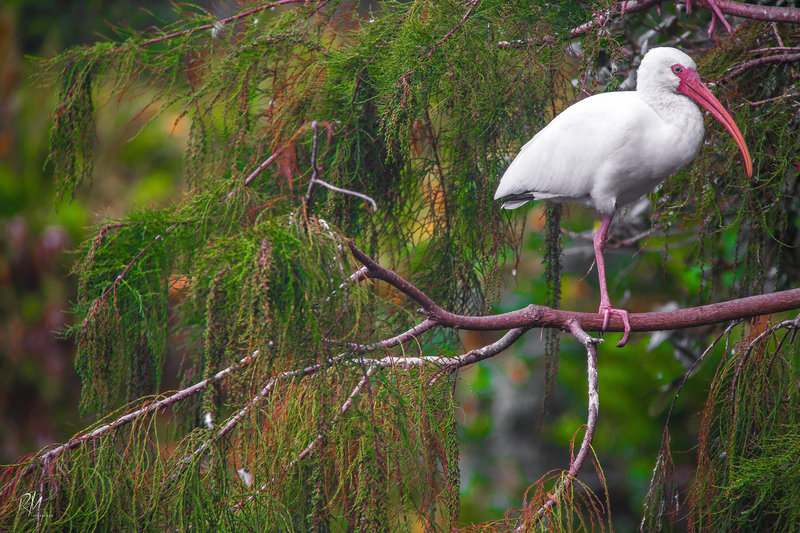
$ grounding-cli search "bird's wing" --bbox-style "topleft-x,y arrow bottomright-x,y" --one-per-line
494,92 -> 658,209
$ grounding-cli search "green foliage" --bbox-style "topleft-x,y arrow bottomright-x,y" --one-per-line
3,365 -> 462,531
48,0 -> 579,419
47,52 -> 100,200
688,323 -> 800,531
16,0 -> 571,524
71,213 -> 172,412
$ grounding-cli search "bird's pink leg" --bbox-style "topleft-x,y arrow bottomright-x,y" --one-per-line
593,214 -> 631,347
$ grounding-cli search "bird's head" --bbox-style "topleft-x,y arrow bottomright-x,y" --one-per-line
637,47 -> 697,93
638,47 -> 753,178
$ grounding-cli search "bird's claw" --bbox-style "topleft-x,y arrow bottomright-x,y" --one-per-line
599,305 -> 631,347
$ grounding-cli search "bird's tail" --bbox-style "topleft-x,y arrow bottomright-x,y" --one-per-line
497,192 -> 536,209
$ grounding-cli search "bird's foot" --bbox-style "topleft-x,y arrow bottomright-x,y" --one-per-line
599,305 -> 631,348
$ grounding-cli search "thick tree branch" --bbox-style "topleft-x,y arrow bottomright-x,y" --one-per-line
349,240 -> 800,336
687,0 -> 800,24
572,0 -> 800,38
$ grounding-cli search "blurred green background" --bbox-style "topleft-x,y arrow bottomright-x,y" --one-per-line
0,0 -> 191,463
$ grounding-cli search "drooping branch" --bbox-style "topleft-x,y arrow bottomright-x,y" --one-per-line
424,0 -> 482,59
4,320 -> 529,503
225,147 -> 284,201
729,313 -> 800,414
82,221 -> 178,329
171,360 -> 296,481
639,320 -> 741,530
0,350 -> 261,500
323,319 -> 439,353
12,235 -> 796,522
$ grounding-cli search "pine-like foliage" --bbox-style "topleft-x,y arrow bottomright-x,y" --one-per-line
690,319 -> 800,530
3,0 -> 800,530
5,1 -> 559,529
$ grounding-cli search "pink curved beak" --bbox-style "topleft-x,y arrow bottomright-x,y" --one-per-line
678,69 -> 753,178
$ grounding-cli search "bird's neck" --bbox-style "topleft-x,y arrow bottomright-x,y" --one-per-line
638,88 -> 703,132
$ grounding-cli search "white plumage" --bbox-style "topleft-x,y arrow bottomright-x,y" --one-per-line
495,47 -> 752,346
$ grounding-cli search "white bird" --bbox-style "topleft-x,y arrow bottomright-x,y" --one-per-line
494,47 -> 752,347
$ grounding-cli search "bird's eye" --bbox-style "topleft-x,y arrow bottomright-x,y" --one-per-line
672,65 -> 683,74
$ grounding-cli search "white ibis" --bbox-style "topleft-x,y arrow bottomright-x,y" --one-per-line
494,47 -> 752,347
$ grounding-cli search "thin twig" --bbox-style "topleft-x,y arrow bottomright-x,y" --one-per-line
702,0 -> 733,36
83,222 -> 178,328
322,319 -> 438,353
737,90 -> 800,108
660,320 -> 743,395
304,121 -> 322,209
304,122 -> 377,211
105,0 -> 315,55
423,0 -> 481,59
342,326 -> 531,372
325,264 -> 369,307
729,314 -> 800,416
747,47 -> 800,55
225,148 -> 284,201
721,53 -> 800,83
771,23 -> 785,49
310,178 -> 378,211
445,327 -> 530,368
180,328 -> 535,489
561,226 -> 657,249
343,265 -> 369,286
167,354 -> 330,484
